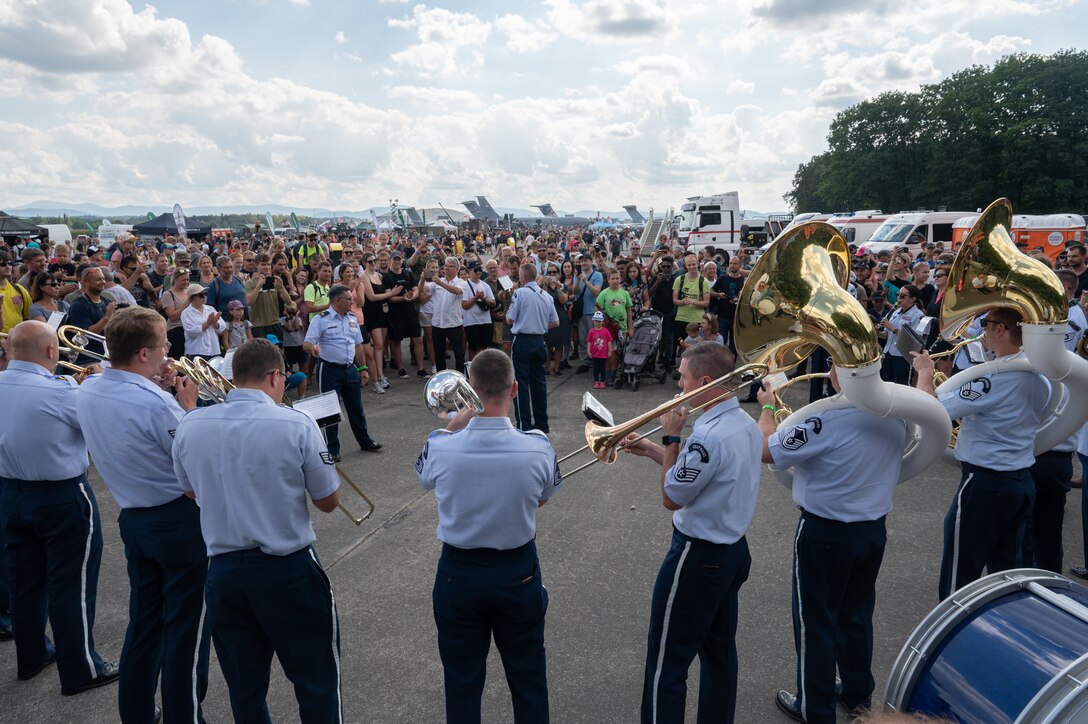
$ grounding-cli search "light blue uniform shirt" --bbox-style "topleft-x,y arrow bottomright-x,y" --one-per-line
0,361 -> 87,480
417,416 -> 562,549
769,403 -> 908,522
938,352 -> 1049,471
665,398 -> 761,544
506,281 -> 558,335
883,306 -> 925,357
172,388 -> 340,557
77,368 -> 186,508
303,308 -> 363,364
953,315 -> 985,370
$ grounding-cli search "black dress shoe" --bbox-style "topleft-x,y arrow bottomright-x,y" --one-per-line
0,625 -> 12,642
17,651 -> 56,680
775,690 -> 806,722
330,452 -> 342,463
360,439 -> 383,452
1071,566 -> 1088,580
62,660 -> 119,696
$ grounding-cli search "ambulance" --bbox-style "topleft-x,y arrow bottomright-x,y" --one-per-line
951,213 -> 1084,264
825,210 -> 887,246
860,210 -> 974,256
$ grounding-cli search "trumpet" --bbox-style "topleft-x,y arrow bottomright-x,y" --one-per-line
556,363 -> 769,478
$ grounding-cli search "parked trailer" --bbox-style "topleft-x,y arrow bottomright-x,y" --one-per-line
952,213 -> 1084,264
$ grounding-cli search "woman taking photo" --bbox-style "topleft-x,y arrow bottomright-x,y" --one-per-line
541,262 -> 570,376
880,283 -> 926,385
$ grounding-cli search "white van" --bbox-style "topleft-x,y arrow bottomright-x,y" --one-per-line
860,211 -> 974,256
825,210 -> 887,246
40,224 -> 72,246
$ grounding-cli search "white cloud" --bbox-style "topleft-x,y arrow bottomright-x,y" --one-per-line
545,0 -> 676,41
388,5 -> 491,77
334,30 -> 348,44
612,54 -> 693,78
727,80 -> 756,95
494,14 -> 559,52
343,53 -> 363,63
385,85 -> 483,108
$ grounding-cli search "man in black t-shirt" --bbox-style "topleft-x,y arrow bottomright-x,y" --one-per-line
1067,244 -> 1088,299
712,256 -> 746,352
382,253 -> 427,378
648,256 -> 678,369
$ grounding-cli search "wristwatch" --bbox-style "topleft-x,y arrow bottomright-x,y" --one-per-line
661,435 -> 682,446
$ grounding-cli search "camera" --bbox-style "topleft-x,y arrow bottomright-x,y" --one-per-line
424,270 -> 434,280
115,302 -> 131,309
263,276 -> 276,290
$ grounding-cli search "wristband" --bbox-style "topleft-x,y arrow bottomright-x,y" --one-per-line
761,404 -> 777,413
357,365 -> 368,372
661,435 -> 682,446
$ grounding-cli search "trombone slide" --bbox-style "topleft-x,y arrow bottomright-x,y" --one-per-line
335,465 -> 375,526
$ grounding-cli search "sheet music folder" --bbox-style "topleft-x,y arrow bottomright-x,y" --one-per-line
291,391 -> 342,429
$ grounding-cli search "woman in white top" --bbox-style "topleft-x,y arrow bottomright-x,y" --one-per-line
180,282 -> 226,359
880,283 -> 926,385
417,260 -> 438,375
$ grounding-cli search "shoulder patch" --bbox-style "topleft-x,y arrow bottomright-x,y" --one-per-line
553,458 -> 562,487
781,426 -> 808,451
958,377 -> 992,401
167,429 -> 176,438
804,416 -> 823,434
320,451 -> 335,465
318,310 -> 331,317
415,441 -> 429,474
686,442 -> 709,463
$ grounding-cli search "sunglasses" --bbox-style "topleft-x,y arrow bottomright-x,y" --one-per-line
0,261 -> 10,267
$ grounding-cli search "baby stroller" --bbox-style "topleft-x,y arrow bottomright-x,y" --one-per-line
614,310 -> 668,391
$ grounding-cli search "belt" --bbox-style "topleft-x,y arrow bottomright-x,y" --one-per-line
1038,450 -> 1074,458
513,331 -> 546,337
1,474 -> 85,490
319,360 -> 351,368
441,540 -> 534,560
672,525 -> 742,549
800,508 -> 887,526
214,545 -> 312,561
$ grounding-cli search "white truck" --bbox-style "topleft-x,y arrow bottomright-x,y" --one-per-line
677,192 -> 745,251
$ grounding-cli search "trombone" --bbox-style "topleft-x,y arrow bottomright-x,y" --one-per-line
335,466 -> 375,525
557,363 -> 769,477
0,330 -> 94,382
58,324 -> 110,363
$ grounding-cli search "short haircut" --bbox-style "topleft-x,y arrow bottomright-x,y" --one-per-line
328,283 -> 350,301
106,307 -> 164,365
986,307 -> 1024,345
0,249 -> 10,264
469,349 -> 514,399
232,338 -> 285,385
519,262 -> 536,283
54,244 -> 71,255
1055,269 -> 1077,286
215,255 -> 233,268
681,341 -> 735,380
255,252 -> 271,264
120,255 -> 137,270
21,247 -> 45,262
80,265 -> 104,283
1067,243 -> 1086,256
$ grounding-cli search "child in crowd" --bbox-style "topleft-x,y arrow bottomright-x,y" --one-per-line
282,303 -> 308,397
699,313 -> 724,345
680,321 -> 702,352
586,311 -> 613,389
222,299 -> 253,351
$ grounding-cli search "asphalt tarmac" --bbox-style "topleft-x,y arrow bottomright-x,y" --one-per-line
1,365 -> 1083,723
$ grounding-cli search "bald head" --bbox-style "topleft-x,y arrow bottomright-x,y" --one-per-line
8,320 -> 60,368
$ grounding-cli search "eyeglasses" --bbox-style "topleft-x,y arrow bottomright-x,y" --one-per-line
143,342 -> 171,352
46,282 -> 62,287
935,272 -> 947,278
979,319 -> 1003,328
268,369 -> 288,382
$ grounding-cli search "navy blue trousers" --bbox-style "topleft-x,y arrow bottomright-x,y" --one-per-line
433,541 -> 549,724
206,546 -> 342,724
1024,451 -> 1073,574
939,463 -> 1034,600
317,360 -> 371,457
0,475 -> 106,688
511,333 -> 549,433
791,512 -> 886,724
880,354 -> 911,385
641,528 -> 751,724
117,496 -> 210,724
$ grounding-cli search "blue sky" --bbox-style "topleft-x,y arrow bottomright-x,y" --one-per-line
0,0 -> 1082,214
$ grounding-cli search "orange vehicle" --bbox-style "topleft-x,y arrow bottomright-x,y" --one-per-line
952,213 -> 1084,263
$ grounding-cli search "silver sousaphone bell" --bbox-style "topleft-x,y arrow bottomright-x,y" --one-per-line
423,370 -> 485,418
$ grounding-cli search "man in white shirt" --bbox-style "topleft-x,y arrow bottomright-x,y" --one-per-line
430,257 -> 473,373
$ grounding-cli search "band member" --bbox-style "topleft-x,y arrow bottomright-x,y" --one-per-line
76,307 -> 210,724
303,283 -> 382,462
417,349 -> 562,723
756,365 -> 908,723
171,339 -> 343,722
913,307 -> 1050,599
0,321 -> 117,692
623,342 -> 761,724
505,262 -> 559,433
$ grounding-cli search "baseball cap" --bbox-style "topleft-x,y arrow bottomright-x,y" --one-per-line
87,245 -> 101,255
227,300 -> 245,311
592,311 -> 605,321
871,291 -> 886,300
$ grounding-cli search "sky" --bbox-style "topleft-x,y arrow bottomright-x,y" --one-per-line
0,0 -> 1082,215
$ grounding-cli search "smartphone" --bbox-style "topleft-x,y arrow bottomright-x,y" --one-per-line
424,271 -> 434,280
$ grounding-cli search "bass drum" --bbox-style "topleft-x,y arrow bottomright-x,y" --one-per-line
883,569 -> 1088,723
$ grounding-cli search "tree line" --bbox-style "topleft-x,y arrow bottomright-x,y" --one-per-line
785,50 -> 1088,215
